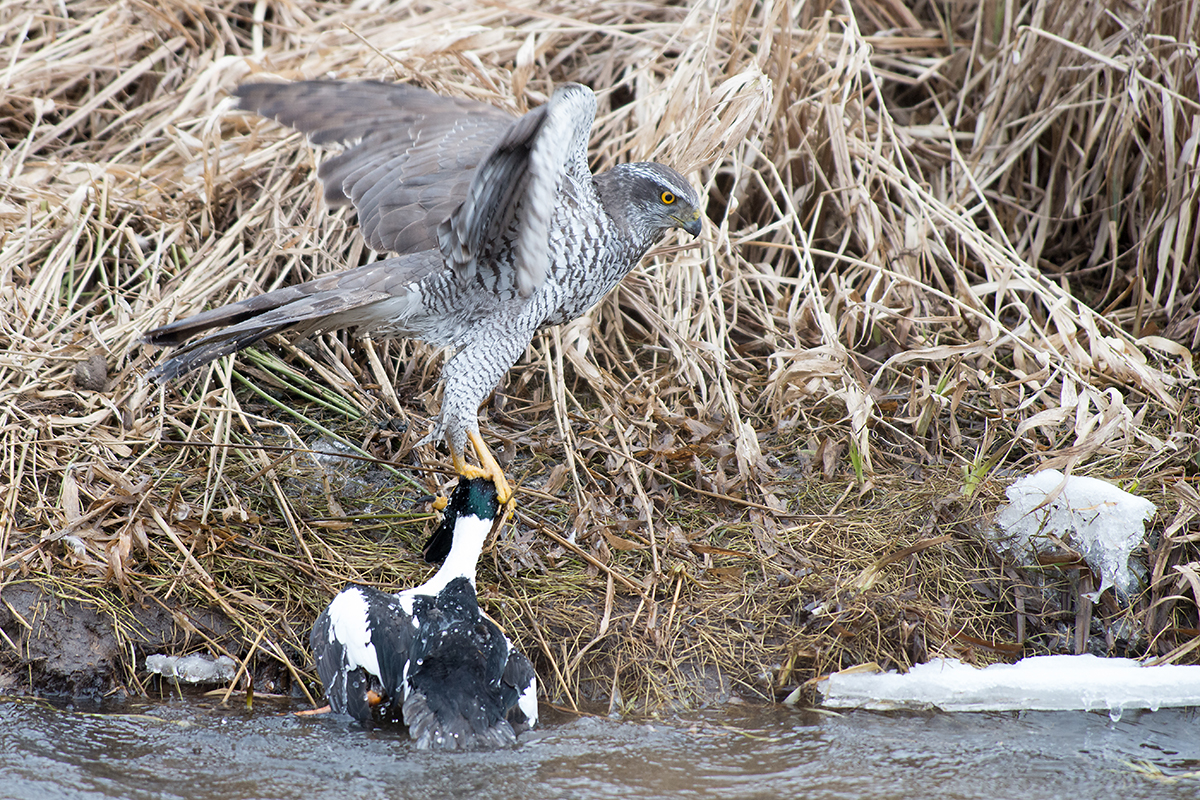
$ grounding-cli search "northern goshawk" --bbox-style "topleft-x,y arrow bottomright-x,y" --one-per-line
144,80 -> 703,502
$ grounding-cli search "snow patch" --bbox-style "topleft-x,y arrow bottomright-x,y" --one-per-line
992,469 -> 1155,599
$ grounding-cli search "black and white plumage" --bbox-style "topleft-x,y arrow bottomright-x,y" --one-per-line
143,79 -> 704,503
310,477 -> 537,749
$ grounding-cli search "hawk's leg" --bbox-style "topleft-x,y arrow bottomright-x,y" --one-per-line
450,430 -> 513,505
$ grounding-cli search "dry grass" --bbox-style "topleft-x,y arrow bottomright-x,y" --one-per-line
1,0 -> 1197,709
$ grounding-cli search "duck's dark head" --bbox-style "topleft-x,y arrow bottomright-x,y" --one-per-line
422,477 -> 500,564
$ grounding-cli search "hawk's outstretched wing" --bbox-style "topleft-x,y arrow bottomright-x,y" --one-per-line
235,81 -> 597,298
437,83 -> 596,297
235,81 -> 513,256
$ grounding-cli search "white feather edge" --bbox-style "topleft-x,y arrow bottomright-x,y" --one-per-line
325,587 -> 381,678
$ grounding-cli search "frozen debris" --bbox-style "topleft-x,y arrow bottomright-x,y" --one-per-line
818,655 -> 1200,713
309,436 -> 361,473
992,468 -> 1156,600
307,435 -> 373,497
145,653 -> 238,684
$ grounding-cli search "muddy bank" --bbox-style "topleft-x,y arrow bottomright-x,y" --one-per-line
0,582 -> 254,701
0,578 -> 740,710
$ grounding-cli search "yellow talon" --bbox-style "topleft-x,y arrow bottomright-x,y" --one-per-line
450,431 -> 513,504
430,495 -> 448,511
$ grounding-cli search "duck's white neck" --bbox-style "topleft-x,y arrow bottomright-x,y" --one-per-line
413,514 -> 491,596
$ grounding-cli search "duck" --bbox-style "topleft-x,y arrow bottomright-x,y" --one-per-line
310,477 -> 537,748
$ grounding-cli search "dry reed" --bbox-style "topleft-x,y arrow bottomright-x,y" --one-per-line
1,0 -> 1197,708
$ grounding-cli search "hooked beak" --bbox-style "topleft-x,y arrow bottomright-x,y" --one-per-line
677,209 -> 702,237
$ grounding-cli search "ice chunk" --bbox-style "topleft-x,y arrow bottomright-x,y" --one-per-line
818,655 -> 1200,712
145,653 -> 238,684
309,435 -> 360,472
992,468 -> 1155,600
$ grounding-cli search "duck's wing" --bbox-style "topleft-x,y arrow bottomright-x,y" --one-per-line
500,638 -> 538,732
401,579 -> 518,749
310,584 -> 413,723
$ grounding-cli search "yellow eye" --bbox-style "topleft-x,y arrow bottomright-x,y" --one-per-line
661,191 -> 676,205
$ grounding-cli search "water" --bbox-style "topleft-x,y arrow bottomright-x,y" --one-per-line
1,697 -> 1197,800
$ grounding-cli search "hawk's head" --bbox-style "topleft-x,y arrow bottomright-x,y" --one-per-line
596,163 -> 703,247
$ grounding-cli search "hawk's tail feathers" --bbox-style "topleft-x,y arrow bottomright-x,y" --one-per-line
142,283 -> 314,348
142,254 -> 440,382
144,287 -> 393,383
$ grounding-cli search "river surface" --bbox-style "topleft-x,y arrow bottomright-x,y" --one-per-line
1,696 -> 1197,799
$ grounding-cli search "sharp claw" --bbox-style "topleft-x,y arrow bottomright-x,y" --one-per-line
451,431 -> 513,504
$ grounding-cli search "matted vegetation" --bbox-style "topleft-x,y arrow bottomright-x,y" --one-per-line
1,0 -> 1197,709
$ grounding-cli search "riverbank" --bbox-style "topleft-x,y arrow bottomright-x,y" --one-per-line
2,0 -> 1196,707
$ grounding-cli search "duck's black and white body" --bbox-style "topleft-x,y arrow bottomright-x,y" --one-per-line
310,478 -> 537,748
